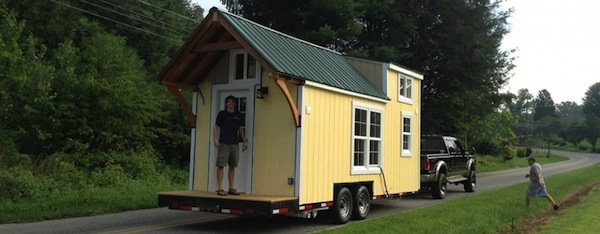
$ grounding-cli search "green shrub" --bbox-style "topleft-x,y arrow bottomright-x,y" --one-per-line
515,147 -> 527,158
0,137 -> 31,169
0,168 -> 36,201
578,139 -> 592,151
503,146 -> 515,160
525,147 -> 532,157
90,165 -> 129,187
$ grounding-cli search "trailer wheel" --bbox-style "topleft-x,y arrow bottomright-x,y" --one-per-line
351,186 -> 370,220
431,172 -> 447,199
330,187 -> 353,224
464,170 -> 476,192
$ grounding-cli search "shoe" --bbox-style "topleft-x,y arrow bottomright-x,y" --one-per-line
228,189 -> 241,195
553,205 -> 559,210
217,189 -> 227,196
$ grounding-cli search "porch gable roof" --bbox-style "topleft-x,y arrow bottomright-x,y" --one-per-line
159,8 -> 389,100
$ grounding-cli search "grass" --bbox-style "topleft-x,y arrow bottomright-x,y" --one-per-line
0,178 -> 186,223
476,151 -> 567,173
537,183 -> 600,234
318,160 -> 600,234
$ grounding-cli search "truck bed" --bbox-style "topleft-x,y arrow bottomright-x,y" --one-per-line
158,190 -> 299,216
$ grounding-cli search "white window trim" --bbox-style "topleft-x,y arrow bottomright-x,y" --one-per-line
351,102 -> 384,175
229,49 -> 260,83
398,75 -> 414,105
401,112 -> 413,157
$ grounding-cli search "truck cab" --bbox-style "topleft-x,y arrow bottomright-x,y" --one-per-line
420,135 -> 476,199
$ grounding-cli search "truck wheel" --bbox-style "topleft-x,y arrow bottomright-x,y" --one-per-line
351,186 -> 370,220
330,187 -> 353,224
464,170 -> 476,192
431,173 -> 447,199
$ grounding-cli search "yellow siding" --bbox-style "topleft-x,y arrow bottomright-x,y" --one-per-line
299,69 -> 421,204
190,66 -> 421,204
193,83 -> 213,190
252,77 -> 297,196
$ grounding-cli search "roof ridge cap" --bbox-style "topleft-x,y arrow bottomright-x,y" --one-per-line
218,9 -> 342,55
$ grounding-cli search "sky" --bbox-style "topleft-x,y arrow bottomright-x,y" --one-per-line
194,0 -> 600,105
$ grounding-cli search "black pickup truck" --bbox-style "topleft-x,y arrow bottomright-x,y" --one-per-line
420,135 -> 476,199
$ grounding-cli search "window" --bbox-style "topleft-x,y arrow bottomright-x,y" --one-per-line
401,113 -> 412,157
398,75 -> 413,103
231,51 -> 259,81
352,103 -> 383,173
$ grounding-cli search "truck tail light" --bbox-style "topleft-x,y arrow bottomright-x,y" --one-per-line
425,159 -> 431,171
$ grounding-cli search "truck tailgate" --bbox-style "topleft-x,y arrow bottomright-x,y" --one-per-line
158,190 -> 298,216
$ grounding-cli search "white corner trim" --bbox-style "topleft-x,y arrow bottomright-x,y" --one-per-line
389,64 -> 424,80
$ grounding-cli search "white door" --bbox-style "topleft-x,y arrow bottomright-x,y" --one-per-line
208,90 -> 253,194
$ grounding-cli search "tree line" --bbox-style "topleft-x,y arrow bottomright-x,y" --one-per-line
507,86 -> 600,153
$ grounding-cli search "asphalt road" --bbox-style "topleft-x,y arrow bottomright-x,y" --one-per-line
1,150 -> 598,234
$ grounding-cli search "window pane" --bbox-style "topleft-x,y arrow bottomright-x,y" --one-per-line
246,55 -> 256,79
399,76 -> 405,96
369,140 -> 380,165
370,112 -> 381,137
355,109 -> 367,136
235,54 -> 244,80
403,135 -> 410,150
354,139 -> 365,166
403,117 -> 411,133
406,79 -> 412,98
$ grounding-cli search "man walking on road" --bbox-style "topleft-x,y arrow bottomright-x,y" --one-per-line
525,157 -> 559,210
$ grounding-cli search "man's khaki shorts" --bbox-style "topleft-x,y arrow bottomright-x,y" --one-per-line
216,144 -> 239,167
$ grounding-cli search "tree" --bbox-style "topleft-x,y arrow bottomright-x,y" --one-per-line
555,101 -> 583,145
508,89 -> 534,146
1,1 -> 196,165
469,109 -> 517,155
582,82 -> 600,151
532,89 -> 556,121
508,88 -> 534,118
556,101 -> 582,120
582,82 -> 600,117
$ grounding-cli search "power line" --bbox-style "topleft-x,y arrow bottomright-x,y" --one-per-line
50,0 -> 183,42
96,0 -> 191,35
77,0 -> 189,37
136,0 -> 199,23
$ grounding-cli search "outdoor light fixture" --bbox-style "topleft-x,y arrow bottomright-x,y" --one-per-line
255,84 -> 269,99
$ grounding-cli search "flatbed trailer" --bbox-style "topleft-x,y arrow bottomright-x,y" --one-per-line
159,190 -> 300,217
159,189 -> 408,219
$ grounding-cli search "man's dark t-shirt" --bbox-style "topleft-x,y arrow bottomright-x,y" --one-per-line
216,110 -> 244,144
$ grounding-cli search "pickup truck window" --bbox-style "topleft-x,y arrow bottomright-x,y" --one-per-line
445,139 -> 458,154
421,137 -> 446,153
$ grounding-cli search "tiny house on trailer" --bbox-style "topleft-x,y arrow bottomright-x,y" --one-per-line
157,8 -> 423,223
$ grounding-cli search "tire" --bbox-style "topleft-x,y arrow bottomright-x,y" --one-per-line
351,186 -> 371,220
330,187 -> 353,224
431,173 -> 447,199
464,170 -> 476,192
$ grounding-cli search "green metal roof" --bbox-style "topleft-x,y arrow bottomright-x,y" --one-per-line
218,10 -> 389,100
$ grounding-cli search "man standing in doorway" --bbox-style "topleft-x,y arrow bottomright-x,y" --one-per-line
213,95 -> 247,196
525,157 -> 559,210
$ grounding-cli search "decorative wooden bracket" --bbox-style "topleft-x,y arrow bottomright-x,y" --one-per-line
167,86 -> 196,128
275,77 -> 301,127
